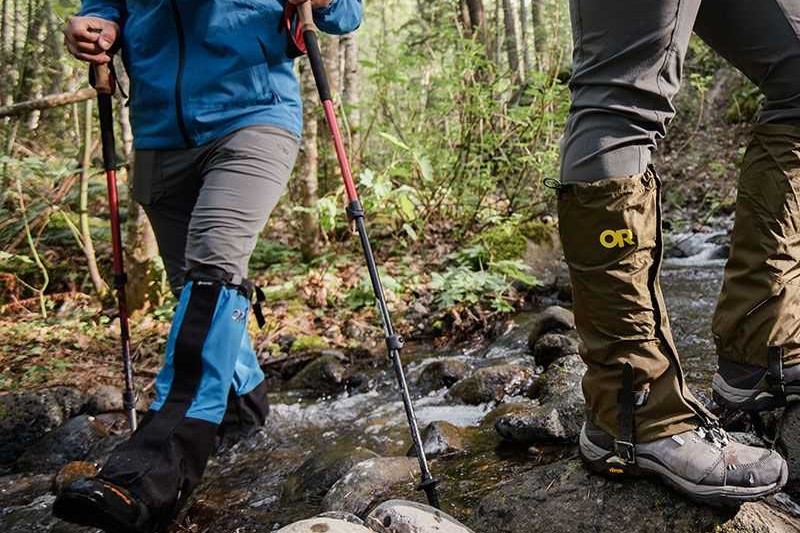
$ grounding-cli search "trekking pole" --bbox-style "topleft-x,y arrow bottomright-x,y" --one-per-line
90,63 -> 138,432
287,2 -> 441,509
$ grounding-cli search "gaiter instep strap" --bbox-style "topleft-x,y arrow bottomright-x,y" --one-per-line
615,363 -> 637,464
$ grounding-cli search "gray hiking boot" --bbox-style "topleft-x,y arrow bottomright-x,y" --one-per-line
579,420 -> 788,506
713,358 -> 800,412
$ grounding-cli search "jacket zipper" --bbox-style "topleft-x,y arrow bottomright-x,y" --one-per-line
645,168 -> 715,426
170,0 -> 193,147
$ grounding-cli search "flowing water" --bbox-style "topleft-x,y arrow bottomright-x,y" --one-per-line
0,243 -> 734,532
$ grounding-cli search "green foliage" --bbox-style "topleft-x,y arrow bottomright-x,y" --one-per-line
290,335 -> 329,354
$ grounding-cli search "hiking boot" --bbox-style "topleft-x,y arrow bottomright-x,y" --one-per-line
713,358 -> 800,411
53,478 -> 153,533
579,420 -> 788,506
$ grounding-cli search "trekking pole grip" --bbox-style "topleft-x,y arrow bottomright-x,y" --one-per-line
92,63 -> 115,96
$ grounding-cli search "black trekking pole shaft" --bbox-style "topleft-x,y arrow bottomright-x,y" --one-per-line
93,64 -> 138,432
296,4 -> 440,509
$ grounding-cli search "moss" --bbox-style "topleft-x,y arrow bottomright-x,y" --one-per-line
289,334 -> 328,354
518,220 -> 556,245
470,225 -> 528,263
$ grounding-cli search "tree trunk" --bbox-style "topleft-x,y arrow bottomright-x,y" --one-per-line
116,66 -> 160,312
297,61 -> 320,261
341,32 -> 361,166
503,0 -> 521,82
0,87 -> 95,118
463,0 -> 490,54
79,98 -> 107,295
531,0 -> 547,70
519,0 -> 532,78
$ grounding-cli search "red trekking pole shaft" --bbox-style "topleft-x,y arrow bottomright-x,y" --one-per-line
92,64 -> 138,432
296,3 -> 440,509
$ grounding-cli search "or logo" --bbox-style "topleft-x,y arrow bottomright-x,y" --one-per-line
600,229 -> 635,249
232,309 -> 246,322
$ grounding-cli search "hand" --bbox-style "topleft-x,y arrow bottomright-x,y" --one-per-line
288,0 -> 332,9
63,16 -> 120,64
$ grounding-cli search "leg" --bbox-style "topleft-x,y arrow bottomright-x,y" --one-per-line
561,0 -> 787,504
694,0 -> 800,408
561,0 -> 707,443
54,126 -> 298,532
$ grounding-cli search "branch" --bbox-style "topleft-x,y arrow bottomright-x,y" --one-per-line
0,87 -> 96,118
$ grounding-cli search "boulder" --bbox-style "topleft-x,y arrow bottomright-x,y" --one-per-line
527,306 -> 575,350
494,355 -> 586,444
274,517 -> 374,533
322,457 -> 421,518
447,364 -> 536,405
531,333 -> 580,368
15,415 -> 112,473
0,387 -> 87,465
283,446 -> 380,504
366,499 -> 475,533
286,354 -> 350,395
471,458 -> 800,533
416,359 -> 469,394
406,421 -> 465,459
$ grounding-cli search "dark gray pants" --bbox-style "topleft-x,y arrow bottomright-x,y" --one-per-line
562,0 -> 800,182
133,125 -> 300,292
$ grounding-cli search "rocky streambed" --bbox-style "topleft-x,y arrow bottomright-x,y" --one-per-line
4,234 -> 800,532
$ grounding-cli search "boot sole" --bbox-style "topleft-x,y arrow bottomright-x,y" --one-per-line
579,429 -> 788,507
53,491 -> 149,533
712,373 -> 800,412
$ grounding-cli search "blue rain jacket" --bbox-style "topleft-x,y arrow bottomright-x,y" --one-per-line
79,0 -> 363,149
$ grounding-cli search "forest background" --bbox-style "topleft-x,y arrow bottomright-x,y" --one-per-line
0,0 -> 760,393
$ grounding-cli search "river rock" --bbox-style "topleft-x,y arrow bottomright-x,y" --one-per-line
51,461 -> 99,495
286,354 -> 350,395
274,517 -> 375,533
15,415 -> 111,473
283,446 -> 380,504
366,499 -> 475,533
531,333 -> 581,368
471,458 -> 799,533
406,421 -> 465,459
527,306 -> 575,350
447,364 -> 536,405
416,359 -> 469,394
322,457 -> 421,518
0,387 -> 88,465
494,355 -> 585,443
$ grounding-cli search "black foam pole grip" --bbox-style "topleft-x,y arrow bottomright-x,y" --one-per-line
97,94 -> 116,172
303,29 -> 333,102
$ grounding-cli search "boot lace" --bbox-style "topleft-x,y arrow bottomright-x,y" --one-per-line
696,426 -> 730,448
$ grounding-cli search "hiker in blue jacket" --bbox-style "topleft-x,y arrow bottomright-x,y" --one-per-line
53,1 -> 362,532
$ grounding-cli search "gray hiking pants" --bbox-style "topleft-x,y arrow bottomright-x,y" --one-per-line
562,0 -> 800,182
133,125 -> 300,292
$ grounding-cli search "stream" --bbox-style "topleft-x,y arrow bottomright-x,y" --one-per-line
5,237 -> 798,533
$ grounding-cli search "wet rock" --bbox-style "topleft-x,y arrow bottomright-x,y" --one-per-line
527,306 -> 575,350
416,359 -> 469,394
0,387 -> 88,465
274,517 -> 375,533
322,457 -> 421,518
531,333 -> 580,368
471,458 -> 798,533
52,461 -> 99,495
283,446 -> 380,504
317,511 -> 365,525
406,421 -> 465,459
494,355 -> 586,443
15,415 -> 111,473
286,354 -> 350,395
447,364 -> 536,405
86,384 -> 124,414
366,499 -> 475,533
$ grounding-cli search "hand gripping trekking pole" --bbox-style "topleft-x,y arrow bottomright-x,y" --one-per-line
90,64 -> 138,432
287,2 -> 440,508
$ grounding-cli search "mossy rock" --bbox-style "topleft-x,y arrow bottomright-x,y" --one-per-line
469,220 -> 557,264
289,335 -> 329,354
